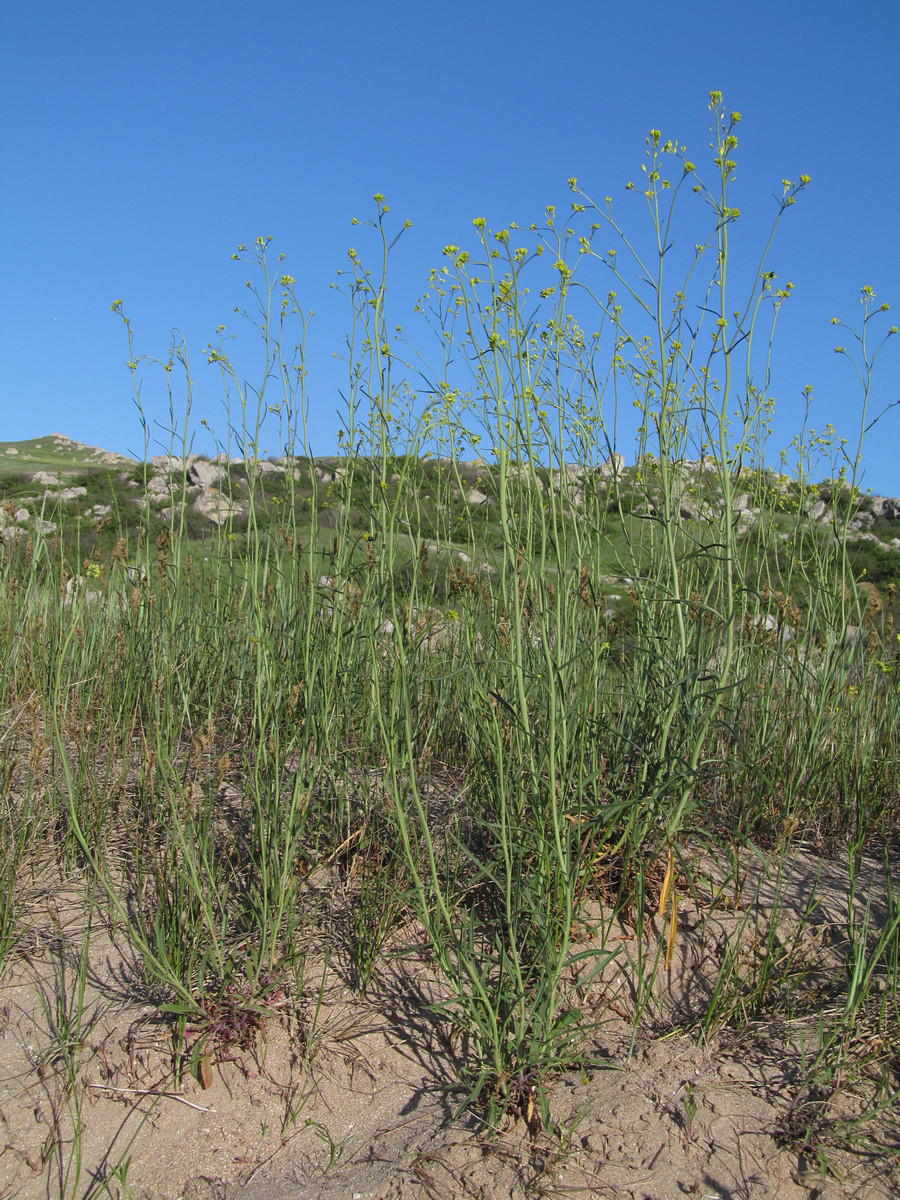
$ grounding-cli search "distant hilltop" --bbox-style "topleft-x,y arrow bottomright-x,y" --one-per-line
2,432 -> 135,467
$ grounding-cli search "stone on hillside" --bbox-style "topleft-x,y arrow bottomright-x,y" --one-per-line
552,464 -> 582,486
826,624 -> 864,652
510,464 -> 547,491
241,459 -> 284,484
0,507 -> 29,527
809,499 -> 827,521
872,496 -> 900,520
88,447 -> 134,466
187,460 -> 224,488
193,487 -> 245,525
733,493 -> 751,511
466,489 -> 487,505
45,486 -> 87,502
31,471 -> 61,487
849,510 -> 874,530
735,510 -> 755,533
598,453 -> 625,478
146,475 -> 175,500
5,447 -> 18,455
151,453 -> 204,475
757,614 -> 796,642
159,504 -> 186,523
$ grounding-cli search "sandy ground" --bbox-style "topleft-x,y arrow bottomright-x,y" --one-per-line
1,846 -> 897,1200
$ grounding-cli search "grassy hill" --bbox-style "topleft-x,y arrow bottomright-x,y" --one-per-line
2,434 -> 899,603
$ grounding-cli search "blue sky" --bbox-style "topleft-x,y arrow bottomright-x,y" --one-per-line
2,1 -> 898,491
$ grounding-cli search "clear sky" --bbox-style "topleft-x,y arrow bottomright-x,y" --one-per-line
3,1 -> 898,491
